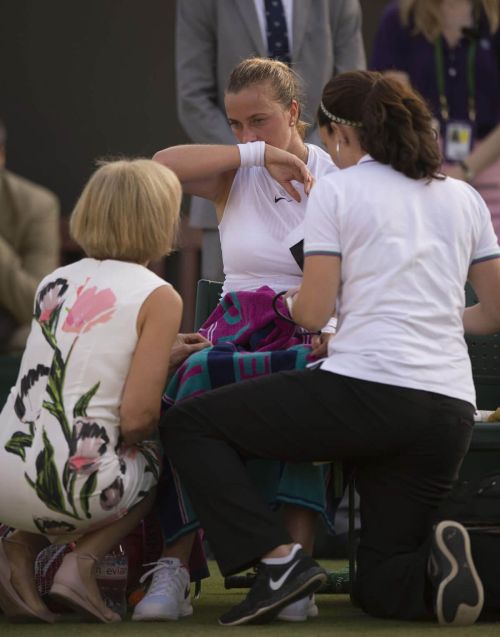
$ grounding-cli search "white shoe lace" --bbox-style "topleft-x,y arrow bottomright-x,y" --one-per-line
139,559 -> 188,597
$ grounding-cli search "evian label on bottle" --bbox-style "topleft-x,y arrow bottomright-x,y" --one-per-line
95,561 -> 128,580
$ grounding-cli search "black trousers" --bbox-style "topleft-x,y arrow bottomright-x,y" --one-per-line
161,368 -> 474,620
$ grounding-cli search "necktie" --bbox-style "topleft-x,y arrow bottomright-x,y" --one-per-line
264,0 -> 291,64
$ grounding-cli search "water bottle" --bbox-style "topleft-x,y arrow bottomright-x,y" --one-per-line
95,545 -> 128,617
322,567 -> 351,594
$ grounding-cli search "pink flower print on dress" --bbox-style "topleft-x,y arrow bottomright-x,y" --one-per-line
35,278 -> 69,323
62,285 -> 116,334
68,419 -> 110,474
39,288 -> 63,322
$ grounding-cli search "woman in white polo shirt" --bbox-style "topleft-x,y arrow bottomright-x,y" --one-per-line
161,70 -> 500,627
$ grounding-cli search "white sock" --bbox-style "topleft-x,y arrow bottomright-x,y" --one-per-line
261,543 -> 302,565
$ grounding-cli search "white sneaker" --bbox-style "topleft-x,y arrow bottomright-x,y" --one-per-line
277,594 -> 319,622
132,557 -> 193,621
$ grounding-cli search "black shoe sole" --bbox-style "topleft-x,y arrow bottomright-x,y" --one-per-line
434,520 -> 484,626
218,568 -> 327,626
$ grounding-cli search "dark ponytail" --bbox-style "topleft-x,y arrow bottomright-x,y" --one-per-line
318,70 -> 443,181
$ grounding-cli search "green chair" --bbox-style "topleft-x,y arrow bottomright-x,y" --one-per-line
193,279 -> 223,331
461,335 -> 500,479
460,285 -> 500,479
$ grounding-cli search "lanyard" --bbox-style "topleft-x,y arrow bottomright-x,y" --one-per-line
434,35 -> 477,122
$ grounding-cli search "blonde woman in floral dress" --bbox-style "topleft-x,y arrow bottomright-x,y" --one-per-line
0,159 -> 183,623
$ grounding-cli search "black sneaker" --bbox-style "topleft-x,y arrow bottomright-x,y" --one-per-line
218,548 -> 327,626
429,520 -> 484,626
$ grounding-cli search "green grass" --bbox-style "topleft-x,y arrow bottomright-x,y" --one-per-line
0,560 -> 497,636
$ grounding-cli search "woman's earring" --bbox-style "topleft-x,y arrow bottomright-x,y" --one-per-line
336,140 -> 341,158
289,120 -> 295,127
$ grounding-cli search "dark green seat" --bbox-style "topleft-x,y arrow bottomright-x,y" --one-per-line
193,279 -> 223,331
462,341 -> 500,478
460,286 -> 500,479
466,333 -> 500,411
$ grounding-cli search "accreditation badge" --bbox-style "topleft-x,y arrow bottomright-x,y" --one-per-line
444,120 -> 474,161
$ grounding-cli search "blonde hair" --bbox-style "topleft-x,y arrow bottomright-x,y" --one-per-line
70,158 -> 181,263
226,57 -> 308,138
400,0 -> 499,41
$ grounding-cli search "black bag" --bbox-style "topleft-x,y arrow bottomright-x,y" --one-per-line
438,472 -> 500,617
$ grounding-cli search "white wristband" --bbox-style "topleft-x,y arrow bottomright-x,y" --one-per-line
321,317 -> 337,334
237,141 -> 265,167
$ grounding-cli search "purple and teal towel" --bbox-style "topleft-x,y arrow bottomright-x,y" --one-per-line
198,285 -> 304,351
164,286 -> 314,405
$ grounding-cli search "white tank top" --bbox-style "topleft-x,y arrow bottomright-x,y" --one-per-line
219,143 -> 336,295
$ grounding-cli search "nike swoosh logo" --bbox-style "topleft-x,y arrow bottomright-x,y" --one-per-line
274,196 -> 287,203
269,561 -> 299,591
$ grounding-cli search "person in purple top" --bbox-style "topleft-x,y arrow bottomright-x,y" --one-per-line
371,0 -> 500,235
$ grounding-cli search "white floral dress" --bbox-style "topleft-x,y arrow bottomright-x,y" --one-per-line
0,259 -> 166,536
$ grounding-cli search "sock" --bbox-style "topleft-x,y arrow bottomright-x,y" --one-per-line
261,543 -> 302,565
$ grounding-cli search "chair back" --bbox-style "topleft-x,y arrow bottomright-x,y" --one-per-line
465,283 -> 500,410
466,334 -> 500,409
193,279 -> 223,331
